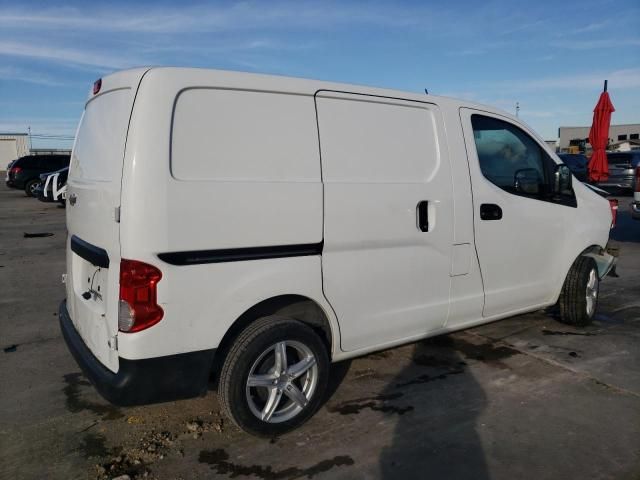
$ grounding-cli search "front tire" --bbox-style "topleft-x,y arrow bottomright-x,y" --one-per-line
218,316 -> 329,437
558,257 -> 599,326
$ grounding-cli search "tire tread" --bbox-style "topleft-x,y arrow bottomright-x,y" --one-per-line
558,256 -> 598,326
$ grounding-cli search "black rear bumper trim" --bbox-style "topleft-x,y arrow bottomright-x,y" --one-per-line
158,241 -> 324,266
71,235 -> 110,268
59,300 -> 215,406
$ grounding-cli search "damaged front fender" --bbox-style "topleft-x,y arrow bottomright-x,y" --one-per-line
582,245 -> 618,279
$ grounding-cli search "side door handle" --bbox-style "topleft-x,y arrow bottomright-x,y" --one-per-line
417,201 -> 429,232
480,203 -> 502,220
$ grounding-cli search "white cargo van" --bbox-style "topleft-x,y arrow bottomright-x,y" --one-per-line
60,67 -> 615,436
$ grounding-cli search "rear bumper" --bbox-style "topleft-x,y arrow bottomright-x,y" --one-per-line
59,300 -> 215,406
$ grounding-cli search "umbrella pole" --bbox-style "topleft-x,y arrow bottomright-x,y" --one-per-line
604,79 -> 608,92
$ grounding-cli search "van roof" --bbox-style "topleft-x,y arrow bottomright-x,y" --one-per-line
98,66 -> 516,122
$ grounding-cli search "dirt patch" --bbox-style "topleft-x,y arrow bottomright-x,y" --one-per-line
94,430 -> 176,479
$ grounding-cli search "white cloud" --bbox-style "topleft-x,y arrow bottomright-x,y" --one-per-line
0,3 -> 432,34
550,38 -> 640,50
0,41 -> 144,70
0,66 -> 67,86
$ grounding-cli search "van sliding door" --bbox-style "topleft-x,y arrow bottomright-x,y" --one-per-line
316,91 -> 454,352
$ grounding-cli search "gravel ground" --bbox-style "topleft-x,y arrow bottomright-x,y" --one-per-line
1,187 -> 639,480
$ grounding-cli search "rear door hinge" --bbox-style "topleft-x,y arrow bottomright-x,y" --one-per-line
108,335 -> 118,351
114,206 -> 121,223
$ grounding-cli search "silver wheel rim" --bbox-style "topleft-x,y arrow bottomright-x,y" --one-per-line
30,182 -> 39,194
245,340 -> 318,424
585,268 -> 599,317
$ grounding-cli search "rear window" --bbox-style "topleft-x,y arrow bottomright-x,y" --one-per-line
71,89 -> 132,182
16,156 -> 37,168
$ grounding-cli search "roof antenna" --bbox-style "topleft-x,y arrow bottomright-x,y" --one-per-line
424,88 -> 428,95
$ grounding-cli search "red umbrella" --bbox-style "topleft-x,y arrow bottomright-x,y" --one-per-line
588,81 -> 615,182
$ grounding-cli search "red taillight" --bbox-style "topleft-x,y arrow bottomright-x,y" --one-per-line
10,166 -> 22,175
118,259 -> 163,333
93,78 -> 102,95
609,198 -> 618,229
635,166 -> 640,193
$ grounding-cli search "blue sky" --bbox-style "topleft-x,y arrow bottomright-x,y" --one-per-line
0,0 -> 638,148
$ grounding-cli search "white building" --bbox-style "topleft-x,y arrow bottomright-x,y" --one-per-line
0,133 -> 29,168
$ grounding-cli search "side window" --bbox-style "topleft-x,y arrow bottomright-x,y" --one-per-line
471,114 -> 575,206
21,157 -> 36,169
471,115 -> 546,195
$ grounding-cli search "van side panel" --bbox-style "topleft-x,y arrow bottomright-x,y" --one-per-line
118,71 -> 335,359
316,92 -> 453,352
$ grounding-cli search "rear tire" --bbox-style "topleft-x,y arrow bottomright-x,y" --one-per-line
218,315 -> 329,437
25,179 -> 40,197
558,257 -> 599,326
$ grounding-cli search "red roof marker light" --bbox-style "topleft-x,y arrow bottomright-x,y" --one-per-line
93,78 -> 102,95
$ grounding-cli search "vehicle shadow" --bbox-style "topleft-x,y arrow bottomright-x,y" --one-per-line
379,336 -> 490,479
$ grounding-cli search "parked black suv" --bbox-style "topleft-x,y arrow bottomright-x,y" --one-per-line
557,153 -> 588,182
5,154 -> 70,196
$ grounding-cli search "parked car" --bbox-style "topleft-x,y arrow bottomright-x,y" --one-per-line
35,167 -> 69,205
6,154 -> 70,196
557,153 -> 588,182
60,68 -> 616,437
595,151 -> 640,193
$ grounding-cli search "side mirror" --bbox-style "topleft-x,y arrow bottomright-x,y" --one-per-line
514,168 -> 541,195
554,164 -> 573,195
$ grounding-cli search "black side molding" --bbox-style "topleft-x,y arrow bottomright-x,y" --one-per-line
158,242 -> 324,266
71,235 -> 110,268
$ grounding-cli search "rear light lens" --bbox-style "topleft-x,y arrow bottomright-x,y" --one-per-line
635,166 -> 640,193
93,78 -> 102,95
609,198 -> 618,229
118,259 -> 163,332
10,166 -> 22,175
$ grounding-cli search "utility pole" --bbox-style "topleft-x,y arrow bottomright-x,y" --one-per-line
28,126 -> 32,153
515,102 -> 520,118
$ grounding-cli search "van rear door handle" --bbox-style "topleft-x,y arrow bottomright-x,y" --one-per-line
480,203 -> 502,220
417,201 -> 429,232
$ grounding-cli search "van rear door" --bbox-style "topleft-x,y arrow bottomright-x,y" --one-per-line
65,69 -> 149,373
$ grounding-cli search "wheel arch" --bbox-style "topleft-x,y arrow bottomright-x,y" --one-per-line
550,244 -> 608,304
212,295 -> 336,382
580,245 -> 616,279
